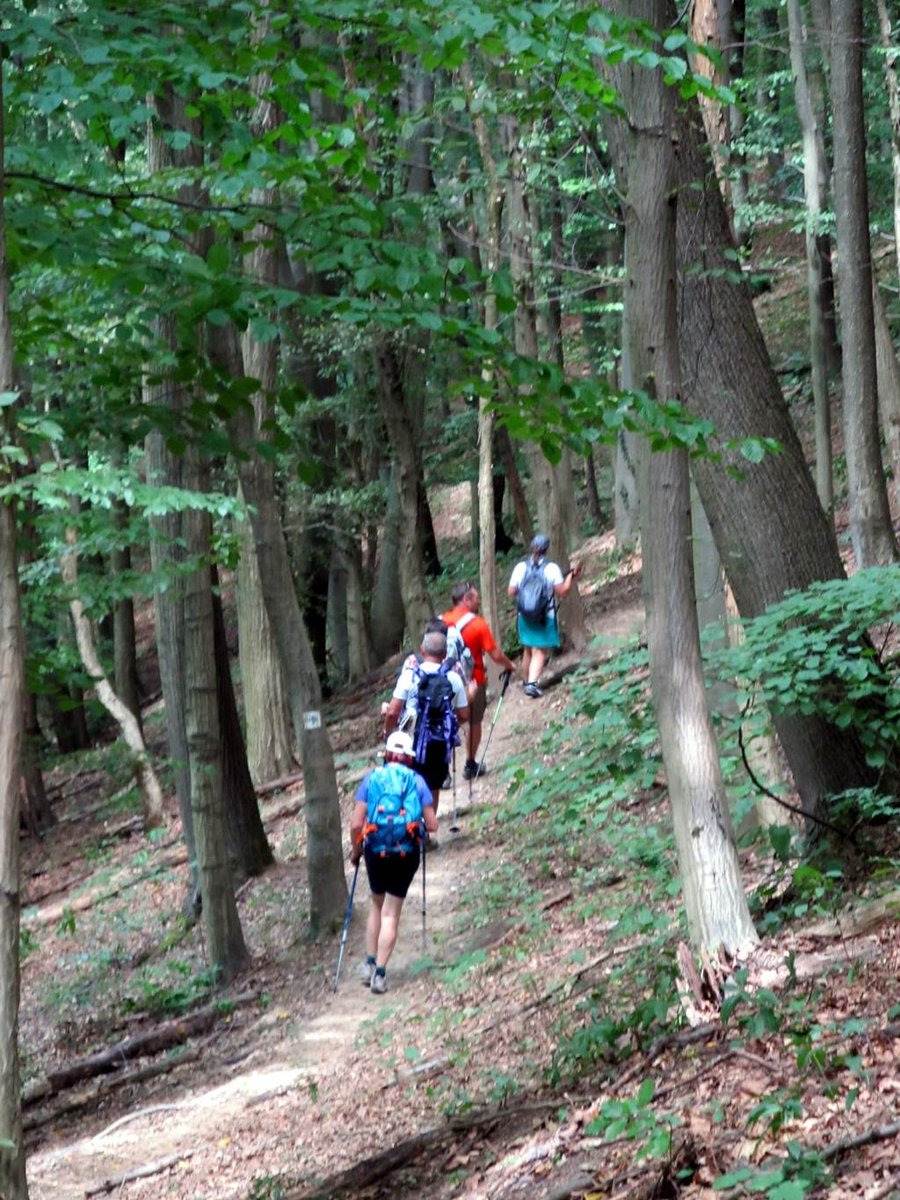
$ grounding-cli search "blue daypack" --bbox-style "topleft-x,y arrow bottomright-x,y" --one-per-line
410,662 -> 459,767
364,763 -> 424,857
517,559 -> 553,625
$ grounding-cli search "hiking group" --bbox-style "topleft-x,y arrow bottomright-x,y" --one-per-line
342,546 -> 578,994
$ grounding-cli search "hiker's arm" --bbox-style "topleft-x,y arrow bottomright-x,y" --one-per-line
506,583 -> 518,598
349,800 -> 367,863
423,804 -> 438,834
487,645 -> 516,674
553,561 -> 581,598
382,697 -> 404,737
456,703 -> 470,726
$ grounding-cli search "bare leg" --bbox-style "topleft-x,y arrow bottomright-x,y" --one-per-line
431,787 -> 440,816
376,894 -> 406,967
521,646 -> 533,681
529,647 -> 547,684
367,892 -> 385,959
468,721 -> 483,763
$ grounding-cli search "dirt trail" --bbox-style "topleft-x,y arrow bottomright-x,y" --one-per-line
25,568 -> 644,1200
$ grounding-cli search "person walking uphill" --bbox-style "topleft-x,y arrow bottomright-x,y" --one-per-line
382,629 -> 470,818
350,730 -> 437,994
508,534 -> 580,698
443,581 -> 516,780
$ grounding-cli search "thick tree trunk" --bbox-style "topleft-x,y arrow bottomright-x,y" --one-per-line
673,96 -> 878,818
183,462 -> 249,984
0,66 -> 29,1188
614,0 -> 758,955
830,0 -> 898,566
236,497 -> 294,786
111,498 -> 142,728
21,692 -> 53,837
872,279 -> 900,490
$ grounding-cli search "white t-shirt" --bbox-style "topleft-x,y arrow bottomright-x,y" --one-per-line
509,557 -> 564,617
392,659 -> 468,729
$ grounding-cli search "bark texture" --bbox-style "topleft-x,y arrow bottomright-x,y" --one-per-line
674,97 -> 878,816
830,0 -> 898,566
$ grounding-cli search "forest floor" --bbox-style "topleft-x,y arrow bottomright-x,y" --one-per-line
18,520 -> 900,1200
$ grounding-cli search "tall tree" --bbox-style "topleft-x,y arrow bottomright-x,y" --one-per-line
611,0 -> 758,955
829,0 -> 898,566
0,50 -> 30,1200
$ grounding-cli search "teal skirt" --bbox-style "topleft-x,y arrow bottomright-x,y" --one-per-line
518,612 -> 560,649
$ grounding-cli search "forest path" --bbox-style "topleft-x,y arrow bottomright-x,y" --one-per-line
25,549 -> 645,1200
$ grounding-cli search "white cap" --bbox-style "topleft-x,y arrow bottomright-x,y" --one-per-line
385,730 -> 414,757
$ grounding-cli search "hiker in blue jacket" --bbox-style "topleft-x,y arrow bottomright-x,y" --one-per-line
350,730 -> 437,994
508,533 -> 580,698
382,628 -> 470,817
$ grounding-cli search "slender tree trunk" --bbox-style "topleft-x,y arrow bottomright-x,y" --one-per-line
236,495 -> 294,786
615,0 -> 758,955
0,56 -> 29,1191
240,231 -> 346,933
212,571 -> 274,879
374,336 -> 433,641
369,463 -> 406,662
60,527 -> 165,829
615,304 -> 640,549
182,462 -> 249,983
21,692 -> 53,837
876,0 -> 900,293
110,491 -> 142,728
872,279 -> 900,490
830,0 -> 898,566
787,0 -> 834,513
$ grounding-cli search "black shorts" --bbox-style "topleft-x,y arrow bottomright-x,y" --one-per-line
415,741 -> 450,792
364,847 -> 421,898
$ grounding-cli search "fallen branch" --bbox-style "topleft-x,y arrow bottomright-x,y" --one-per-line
23,1047 -> 200,1132
23,992 -> 257,1103
84,1150 -> 195,1197
93,1103 -> 184,1141
820,1119 -> 900,1162
256,771 -> 303,798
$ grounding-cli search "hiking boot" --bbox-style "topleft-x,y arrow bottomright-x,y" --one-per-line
442,772 -> 452,789
523,682 -> 543,699
463,759 -> 486,780
358,958 -> 375,986
370,970 -> 387,994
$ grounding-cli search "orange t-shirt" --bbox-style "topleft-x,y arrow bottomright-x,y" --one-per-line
442,605 -> 497,686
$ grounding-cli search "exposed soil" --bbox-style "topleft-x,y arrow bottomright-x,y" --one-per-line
19,532 -> 900,1200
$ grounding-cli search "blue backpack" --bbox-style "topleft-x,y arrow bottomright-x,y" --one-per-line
364,763 -> 424,857
411,662 -> 459,767
517,559 -> 553,625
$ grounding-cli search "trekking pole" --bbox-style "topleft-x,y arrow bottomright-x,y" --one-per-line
333,857 -> 361,992
450,743 -> 459,833
421,827 -> 427,952
476,669 -> 512,777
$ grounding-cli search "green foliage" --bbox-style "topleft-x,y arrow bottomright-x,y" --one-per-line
714,1144 -> 828,1200
712,569 -> 900,778
584,1078 -> 681,1161
123,962 -> 218,1018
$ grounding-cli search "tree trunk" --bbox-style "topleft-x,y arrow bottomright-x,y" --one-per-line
830,0 -> 898,566
876,0 -> 900,295
236,494 -> 294,786
614,308 -> 640,549
672,94 -> 878,819
111,497 -> 142,728
0,60 -> 30,1188
182,464 -> 249,983
369,463 -> 406,663
60,528 -> 165,830
374,335 -> 433,642
872,279 -> 900,490
212,571 -> 274,879
240,231 -> 346,935
787,0 -> 834,513
615,0 -> 758,955
144,88 -> 199,903
21,692 -> 53,837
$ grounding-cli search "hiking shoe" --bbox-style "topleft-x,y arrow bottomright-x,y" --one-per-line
370,970 -> 387,994
358,958 -> 375,986
463,759 -> 486,780
523,682 -> 543,699
442,772 -> 452,789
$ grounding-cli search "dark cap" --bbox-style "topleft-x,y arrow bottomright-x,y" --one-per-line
530,533 -> 550,554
